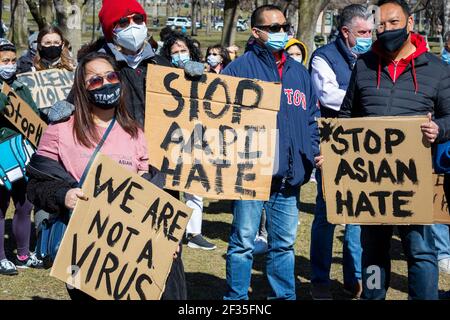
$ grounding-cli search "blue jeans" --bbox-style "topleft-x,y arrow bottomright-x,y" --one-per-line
432,224 -> 450,261
224,187 -> 300,300
310,170 -> 362,287
361,225 -> 438,300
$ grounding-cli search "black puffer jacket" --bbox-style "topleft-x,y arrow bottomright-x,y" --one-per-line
26,154 -> 78,218
100,42 -> 172,127
340,34 -> 450,143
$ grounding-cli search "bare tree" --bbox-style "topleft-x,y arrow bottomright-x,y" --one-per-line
297,0 -> 331,62
191,0 -> 199,36
221,0 -> 239,47
10,0 -> 28,49
25,0 -> 54,29
206,0 -> 212,35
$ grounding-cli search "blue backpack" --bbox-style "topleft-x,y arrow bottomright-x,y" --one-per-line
0,133 -> 35,190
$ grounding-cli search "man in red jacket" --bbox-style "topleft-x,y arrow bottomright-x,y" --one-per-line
338,0 -> 450,300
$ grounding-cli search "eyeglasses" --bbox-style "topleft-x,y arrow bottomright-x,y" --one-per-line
115,13 -> 145,30
255,23 -> 291,33
86,71 -> 120,90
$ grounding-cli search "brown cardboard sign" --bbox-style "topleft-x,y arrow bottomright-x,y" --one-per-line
145,65 -> 281,200
50,154 -> 192,300
17,69 -> 74,110
1,83 -> 47,147
319,116 -> 434,224
433,173 -> 450,223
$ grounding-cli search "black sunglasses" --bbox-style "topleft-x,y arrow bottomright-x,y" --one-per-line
116,13 -> 145,29
255,23 -> 291,33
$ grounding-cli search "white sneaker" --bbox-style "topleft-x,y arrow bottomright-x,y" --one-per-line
253,236 -> 268,255
0,259 -> 18,275
439,258 -> 450,274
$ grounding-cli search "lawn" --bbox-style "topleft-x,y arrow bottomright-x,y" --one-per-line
1,181 -> 449,300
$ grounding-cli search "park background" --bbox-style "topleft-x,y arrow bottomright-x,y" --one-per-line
0,0 -> 450,299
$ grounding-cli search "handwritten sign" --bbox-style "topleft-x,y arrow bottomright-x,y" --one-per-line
319,116 -> 434,224
145,65 -> 281,200
17,69 -> 74,110
2,83 -> 47,147
50,154 -> 192,300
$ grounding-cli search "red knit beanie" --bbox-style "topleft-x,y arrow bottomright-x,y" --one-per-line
98,0 -> 147,41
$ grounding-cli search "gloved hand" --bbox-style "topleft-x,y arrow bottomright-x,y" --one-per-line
184,61 -> 205,79
47,100 -> 75,123
0,92 -> 9,113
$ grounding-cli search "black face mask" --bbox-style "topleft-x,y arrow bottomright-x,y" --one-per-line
39,45 -> 63,61
377,26 -> 409,53
88,83 -> 121,110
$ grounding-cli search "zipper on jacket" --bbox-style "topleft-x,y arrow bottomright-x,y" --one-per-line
392,61 -> 398,83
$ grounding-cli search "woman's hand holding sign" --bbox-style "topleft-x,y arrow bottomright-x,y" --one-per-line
65,188 -> 88,209
421,113 -> 440,143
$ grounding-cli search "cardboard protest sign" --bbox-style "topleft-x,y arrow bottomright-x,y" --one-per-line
433,173 -> 450,223
50,154 -> 192,300
145,65 -> 281,200
1,83 -> 47,147
17,69 -> 74,110
319,116 -> 434,224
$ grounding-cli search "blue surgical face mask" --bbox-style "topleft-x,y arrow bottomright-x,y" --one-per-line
351,37 -> 372,55
262,31 -> 289,52
0,63 -> 16,80
442,48 -> 450,65
171,52 -> 190,68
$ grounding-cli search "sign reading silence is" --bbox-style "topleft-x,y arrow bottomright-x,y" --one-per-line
50,154 -> 192,300
318,116 -> 446,224
17,69 -> 74,110
145,65 -> 281,201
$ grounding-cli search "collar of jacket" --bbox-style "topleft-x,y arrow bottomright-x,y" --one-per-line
0,77 -> 21,89
103,42 -> 155,69
336,33 -> 357,69
247,41 -> 290,81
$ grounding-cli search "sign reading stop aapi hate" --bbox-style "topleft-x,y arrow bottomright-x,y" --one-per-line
1,83 -> 47,147
319,116 -> 436,225
17,69 -> 74,110
145,65 -> 281,200
50,154 -> 192,300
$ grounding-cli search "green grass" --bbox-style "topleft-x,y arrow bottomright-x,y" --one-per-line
1,181 -> 449,300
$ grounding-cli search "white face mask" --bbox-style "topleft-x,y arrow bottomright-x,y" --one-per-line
114,24 -> 148,52
207,54 -> 222,67
291,56 -> 303,64
0,63 -> 16,80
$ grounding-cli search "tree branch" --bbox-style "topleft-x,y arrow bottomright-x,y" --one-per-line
25,0 -> 46,29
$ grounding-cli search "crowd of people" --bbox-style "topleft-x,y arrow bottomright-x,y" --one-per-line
0,0 -> 450,301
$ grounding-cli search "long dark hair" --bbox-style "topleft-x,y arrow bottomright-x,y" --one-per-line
34,25 -> 75,71
72,52 -> 139,148
161,32 -> 202,63
206,44 -> 231,68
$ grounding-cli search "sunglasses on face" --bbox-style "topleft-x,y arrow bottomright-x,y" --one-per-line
255,23 -> 291,33
115,13 -> 145,30
86,71 -> 120,90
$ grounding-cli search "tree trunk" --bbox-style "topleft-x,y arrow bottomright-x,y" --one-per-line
221,0 -> 239,47
53,0 -> 84,56
444,0 -> 450,36
297,0 -> 330,63
25,0 -> 46,29
40,0 -> 54,25
191,0 -> 198,36
206,0 -> 212,35
0,0 -> 4,38
10,0 -> 28,50
198,0 -> 203,32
